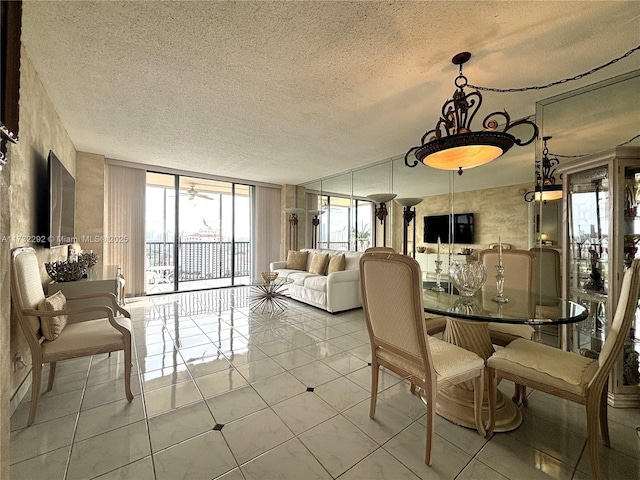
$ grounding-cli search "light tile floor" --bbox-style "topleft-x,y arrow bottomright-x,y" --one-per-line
10,288 -> 640,480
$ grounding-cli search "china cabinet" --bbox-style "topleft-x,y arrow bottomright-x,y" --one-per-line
559,146 -> 640,407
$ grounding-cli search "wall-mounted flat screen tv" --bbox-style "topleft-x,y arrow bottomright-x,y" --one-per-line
47,150 -> 75,248
424,213 -> 474,244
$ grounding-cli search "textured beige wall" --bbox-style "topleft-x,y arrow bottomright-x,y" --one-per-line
1,46 -> 77,479
76,152 -> 106,263
0,139 -> 12,480
392,183 -> 531,255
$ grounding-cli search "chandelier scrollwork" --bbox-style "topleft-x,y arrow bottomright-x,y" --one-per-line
405,52 -> 538,175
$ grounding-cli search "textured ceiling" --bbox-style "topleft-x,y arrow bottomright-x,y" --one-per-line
20,1 -> 640,194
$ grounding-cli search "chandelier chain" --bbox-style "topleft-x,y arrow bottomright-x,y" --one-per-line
468,45 -> 640,93
550,133 -> 640,158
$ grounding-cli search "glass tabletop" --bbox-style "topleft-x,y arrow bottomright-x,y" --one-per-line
423,281 -> 588,325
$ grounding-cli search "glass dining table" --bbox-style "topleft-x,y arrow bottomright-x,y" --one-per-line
422,281 -> 588,432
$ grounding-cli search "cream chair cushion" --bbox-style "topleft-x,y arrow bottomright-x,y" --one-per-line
377,336 -> 484,380
38,291 -> 68,341
488,338 -> 599,394
42,317 -> 132,358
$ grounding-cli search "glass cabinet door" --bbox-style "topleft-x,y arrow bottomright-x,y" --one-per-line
561,149 -> 640,406
567,165 -> 610,356
622,165 -> 640,391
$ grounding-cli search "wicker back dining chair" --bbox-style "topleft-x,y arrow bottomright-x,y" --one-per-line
479,248 -> 537,346
360,252 -> 489,465
487,259 -> 640,480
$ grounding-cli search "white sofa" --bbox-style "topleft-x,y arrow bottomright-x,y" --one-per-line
270,248 -> 363,313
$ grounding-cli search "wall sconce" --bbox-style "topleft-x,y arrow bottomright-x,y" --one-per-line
367,193 -> 397,247
405,52 -> 538,176
524,136 -> 563,203
285,207 -> 303,251
396,198 -> 423,256
308,209 -> 325,249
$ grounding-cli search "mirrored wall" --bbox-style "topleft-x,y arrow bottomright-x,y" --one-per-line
297,69 -> 638,344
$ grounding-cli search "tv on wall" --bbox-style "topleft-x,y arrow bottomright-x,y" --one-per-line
424,213 -> 474,244
47,150 -> 75,248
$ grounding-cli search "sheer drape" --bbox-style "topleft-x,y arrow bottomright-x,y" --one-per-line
104,163 -> 146,296
252,185 -> 282,278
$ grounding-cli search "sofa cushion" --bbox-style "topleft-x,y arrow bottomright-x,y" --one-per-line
304,275 -> 327,292
286,250 -> 309,271
344,252 -> 362,270
327,254 -> 346,274
288,271 -> 317,286
38,290 -> 68,341
309,252 -> 330,275
272,268 -> 301,279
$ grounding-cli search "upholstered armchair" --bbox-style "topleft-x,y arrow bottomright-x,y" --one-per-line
11,247 -> 134,426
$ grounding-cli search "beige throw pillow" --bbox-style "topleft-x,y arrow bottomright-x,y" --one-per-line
327,254 -> 346,274
286,250 -> 309,271
309,252 -> 330,275
38,290 -> 68,341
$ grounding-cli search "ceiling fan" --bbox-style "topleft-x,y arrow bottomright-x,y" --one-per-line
183,184 -> 213,200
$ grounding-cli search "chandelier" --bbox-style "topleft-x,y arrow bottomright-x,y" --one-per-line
405,52 -> 538,175
524,136 -> 563,203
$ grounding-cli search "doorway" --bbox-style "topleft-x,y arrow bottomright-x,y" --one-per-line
145,172 -> 252,293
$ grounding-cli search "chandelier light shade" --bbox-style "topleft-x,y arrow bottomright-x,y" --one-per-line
367,193 -> 397,247
395,197 -> 424,208
524,136 -> 563,203
405,52 -> 538,175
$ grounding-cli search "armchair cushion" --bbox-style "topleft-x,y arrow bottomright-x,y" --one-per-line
286,250 -> 309,271
309,252 -> 330,275
42,317 -> 132,360
38,291 -> 68,341
327,254 -> 346,274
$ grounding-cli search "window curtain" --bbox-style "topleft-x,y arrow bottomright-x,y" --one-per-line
104,163 -> 146,296
252,185 -> 282,278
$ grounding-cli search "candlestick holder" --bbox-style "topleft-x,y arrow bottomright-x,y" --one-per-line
492,264 -> 509,303
432,260 -> 445,292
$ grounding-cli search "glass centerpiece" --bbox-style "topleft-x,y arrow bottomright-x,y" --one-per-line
449,261 -> 487,297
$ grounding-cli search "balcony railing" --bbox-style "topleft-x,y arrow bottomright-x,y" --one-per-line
146,241 -> 250,282
317,241 -> 350,250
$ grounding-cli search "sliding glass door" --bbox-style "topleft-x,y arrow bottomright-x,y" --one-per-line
145,172 -> 252,293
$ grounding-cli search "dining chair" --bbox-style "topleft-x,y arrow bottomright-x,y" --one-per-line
529,247 -> 562,306
529,247 -> 562,354
11,247 -> 134,426
364,246 -> 396,253
479,249 -> 536,346
360,252 -> 489,465
364,247 -> 446,335
487,259 -> 640,480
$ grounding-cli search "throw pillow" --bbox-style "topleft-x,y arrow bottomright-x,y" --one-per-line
286,250 -> 309,271
327,253 -> 346,274
309,252 -> 330,275
38,290 -> 68,341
